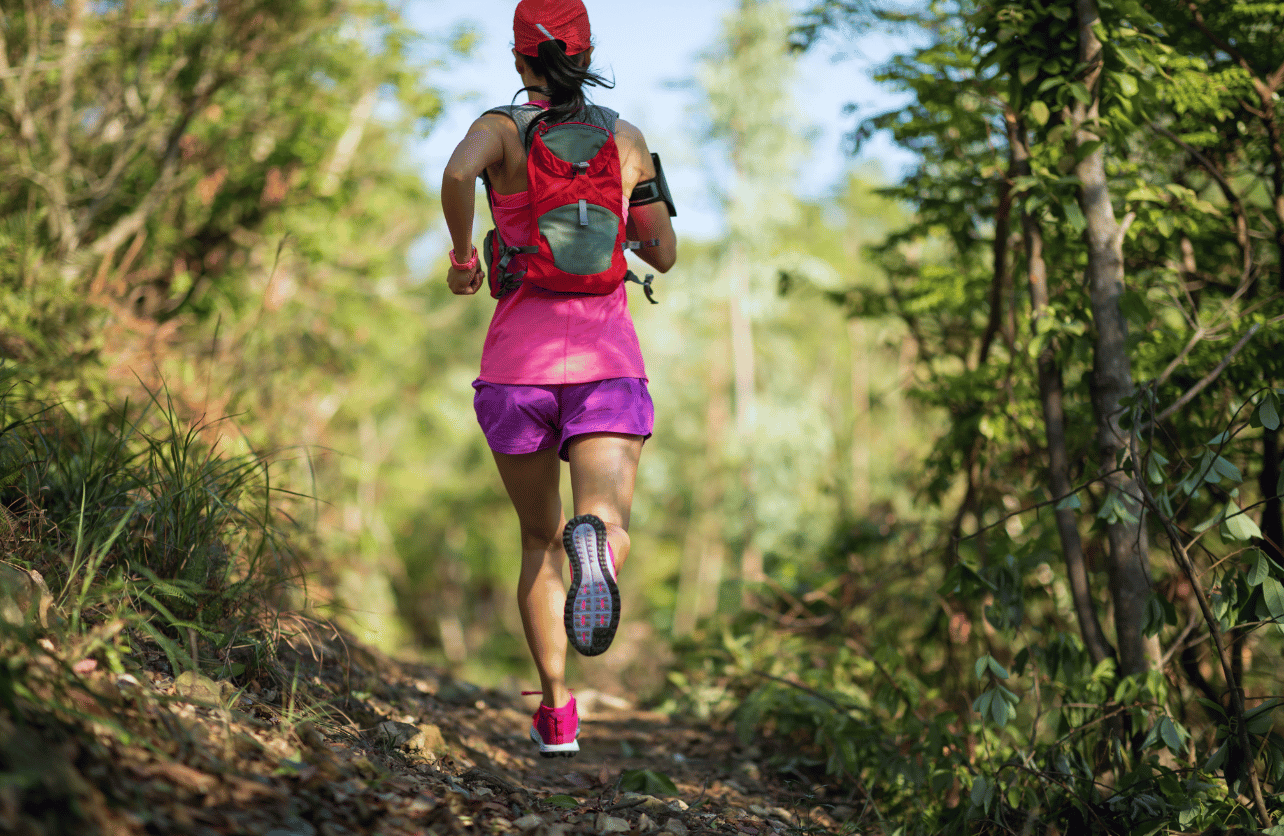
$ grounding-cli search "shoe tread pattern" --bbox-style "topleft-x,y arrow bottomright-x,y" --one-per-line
562,514 -> 620,657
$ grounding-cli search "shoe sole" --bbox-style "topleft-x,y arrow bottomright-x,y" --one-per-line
530,727 -> 579,758
563,514 -> 620,657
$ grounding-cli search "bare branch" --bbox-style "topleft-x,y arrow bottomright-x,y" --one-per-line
1151,322 -> 1262,425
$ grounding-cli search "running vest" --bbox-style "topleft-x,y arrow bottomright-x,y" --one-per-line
481,103 -> 633,299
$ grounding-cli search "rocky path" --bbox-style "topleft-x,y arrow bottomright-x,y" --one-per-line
5,622 -> 853,836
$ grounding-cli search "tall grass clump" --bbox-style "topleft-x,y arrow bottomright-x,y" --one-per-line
0,364 -> 304,676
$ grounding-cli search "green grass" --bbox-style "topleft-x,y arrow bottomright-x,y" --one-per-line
0,366 -> 304,680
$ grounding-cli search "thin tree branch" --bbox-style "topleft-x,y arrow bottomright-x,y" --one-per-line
1137,473 -> 1273,828
1149,323 -> 1262,426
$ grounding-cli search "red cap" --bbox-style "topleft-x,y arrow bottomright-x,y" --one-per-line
513,0 -> 592,57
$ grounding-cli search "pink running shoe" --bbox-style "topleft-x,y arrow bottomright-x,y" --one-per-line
563,514 -> 620,657
529,695 -> 580,757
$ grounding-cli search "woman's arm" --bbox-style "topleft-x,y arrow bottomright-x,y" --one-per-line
616,120 -> 677,273
441,116 -> 507,294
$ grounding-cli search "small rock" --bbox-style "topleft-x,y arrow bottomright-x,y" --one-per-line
667,800 -> 689,812
0,562 -> 57,629
769,807 -> 794,823
635,795 -> 670,814
737,761 -> 762,781
637,812 -> 658,832
595,814 -> 630,833
831,805 -> 855,821
662,818 -> 689,835
512,814 -> 543,831
407,722 -> 448,755
173,671 -> 224,706
435,679 -> 483,705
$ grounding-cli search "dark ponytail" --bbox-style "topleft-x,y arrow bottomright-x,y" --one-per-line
516,39 -> 613,143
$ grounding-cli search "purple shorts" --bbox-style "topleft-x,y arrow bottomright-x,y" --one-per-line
472,377 -> 654,462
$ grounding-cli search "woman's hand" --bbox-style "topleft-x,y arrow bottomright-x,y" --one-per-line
447,262 -> 485,295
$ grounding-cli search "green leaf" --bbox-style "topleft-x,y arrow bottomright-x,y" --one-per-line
1069,81 -> 1092,104
1159,717 -> 1183,752
619,769 -> 678,796
1223,505 -> 1262,541
1204,741 -> 1229,772
1018,58 -> 1040,85
543,795 -> 580,809
1211,456 -> 1242,485
1063,200 -> 1087,233
991,694 -> 1010,726
973,689 -> 993,719
1055,493 -> 1081,510
1029,100 -> 1050,126
1261,394 -> 1281,431
1117,74 -> 1138,97
970,775 -> 991,810
1117,47 -> 1144,72
1261,577 -> 1284,621
1248,551 -> 1270,587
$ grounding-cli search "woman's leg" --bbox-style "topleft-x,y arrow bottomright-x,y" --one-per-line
566,432 -> 644,573
491,447 -> 569,709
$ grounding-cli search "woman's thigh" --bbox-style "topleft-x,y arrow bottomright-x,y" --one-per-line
491,448 -> 564,546
566,432 -> 643,528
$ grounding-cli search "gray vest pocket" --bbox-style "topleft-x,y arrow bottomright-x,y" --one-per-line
538,204 -> 617,275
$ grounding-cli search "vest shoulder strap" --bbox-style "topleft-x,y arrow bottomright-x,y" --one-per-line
483,103 -> 620,150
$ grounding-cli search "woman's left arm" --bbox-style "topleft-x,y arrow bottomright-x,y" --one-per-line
616,120 -> 677,273
441,116 -> 507,294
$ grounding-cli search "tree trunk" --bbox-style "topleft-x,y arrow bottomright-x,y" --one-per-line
1073,0 -> 1154,676
674,331 -> 732,635
1012,110 -> 1115,666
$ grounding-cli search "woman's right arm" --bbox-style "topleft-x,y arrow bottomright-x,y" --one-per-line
441,116 -> 507,294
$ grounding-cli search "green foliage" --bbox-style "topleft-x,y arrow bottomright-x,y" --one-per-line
0,370 -> 298,646
618,769 -> 679,796
666,0 -> 1284,830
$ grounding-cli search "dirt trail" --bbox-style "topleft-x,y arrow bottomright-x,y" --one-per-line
4,624 -> 852,836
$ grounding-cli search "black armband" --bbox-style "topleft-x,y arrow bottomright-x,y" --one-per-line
629,152 -> 676,217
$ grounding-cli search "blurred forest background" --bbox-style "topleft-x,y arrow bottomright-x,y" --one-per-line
2,0 -> 1283,832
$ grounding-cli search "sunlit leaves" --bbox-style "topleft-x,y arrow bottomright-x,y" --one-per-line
1223,504 -> 1262,542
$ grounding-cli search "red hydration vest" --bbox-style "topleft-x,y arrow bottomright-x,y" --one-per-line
482,104 -> 629,298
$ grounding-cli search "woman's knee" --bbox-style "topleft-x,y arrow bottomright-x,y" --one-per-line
517,525 -> 560,554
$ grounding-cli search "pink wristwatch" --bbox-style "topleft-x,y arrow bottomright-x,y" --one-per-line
449,246 -> 478,271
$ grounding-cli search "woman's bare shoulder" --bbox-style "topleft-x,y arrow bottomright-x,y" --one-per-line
613,117 -> 648,149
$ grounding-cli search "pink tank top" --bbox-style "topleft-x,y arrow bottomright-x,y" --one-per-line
477,169 -> 647,386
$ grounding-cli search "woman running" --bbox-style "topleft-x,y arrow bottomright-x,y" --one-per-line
439,0 -> 677,757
